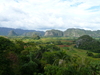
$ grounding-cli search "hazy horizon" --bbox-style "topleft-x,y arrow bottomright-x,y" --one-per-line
0,0 -> 100,31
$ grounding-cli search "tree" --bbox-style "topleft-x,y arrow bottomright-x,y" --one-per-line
42,51 -> 56,65
53,50 -> 70,66
0,37 -> 14,75
14,40 -> 25,54
32,34 -> 40,40
20,51 -> 38,75
0,37 -> 15,52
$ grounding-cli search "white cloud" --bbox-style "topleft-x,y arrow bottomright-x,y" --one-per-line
0,0 -> 100,31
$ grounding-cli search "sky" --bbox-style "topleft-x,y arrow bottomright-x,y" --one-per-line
0,0 -> 100,31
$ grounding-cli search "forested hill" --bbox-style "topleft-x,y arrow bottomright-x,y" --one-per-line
0,27 -> 44,36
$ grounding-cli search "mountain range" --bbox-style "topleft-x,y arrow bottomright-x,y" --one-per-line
0,27 -> 44,36
44,28 -> 100,37
0,27 -> 100,37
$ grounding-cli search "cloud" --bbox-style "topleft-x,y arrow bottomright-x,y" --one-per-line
0,0 -> 100,31
70,2 -> 83,7
86,6 -> 100,12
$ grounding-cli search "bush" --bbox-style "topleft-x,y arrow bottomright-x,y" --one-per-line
93,53 -> 100,58
86,52 -> 94,57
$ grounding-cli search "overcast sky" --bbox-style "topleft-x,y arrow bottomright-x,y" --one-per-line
0,0 -> 100,31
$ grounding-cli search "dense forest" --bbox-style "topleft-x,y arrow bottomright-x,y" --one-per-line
0,34 -> 100,75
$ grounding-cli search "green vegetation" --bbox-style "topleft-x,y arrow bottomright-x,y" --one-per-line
23,32 -> 42,37
32,34 -> 40,40
76,35 -> 100,53
0,36 -> 100,75
64,28 -> 99,37
8,30 -> 18,36
1,27 -> 100,38
44,29 -> 63,37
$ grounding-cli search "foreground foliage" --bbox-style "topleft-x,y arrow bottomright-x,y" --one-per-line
0,36 -> 100,75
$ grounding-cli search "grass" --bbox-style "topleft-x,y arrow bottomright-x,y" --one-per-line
61,46 -> 100,64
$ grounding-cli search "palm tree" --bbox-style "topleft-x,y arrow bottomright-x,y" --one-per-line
53,50 -> 70,66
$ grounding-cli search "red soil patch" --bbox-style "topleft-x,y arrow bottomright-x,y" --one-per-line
61,40 -> 73,42
7,52 -> 18,63
58,45 -> 70,47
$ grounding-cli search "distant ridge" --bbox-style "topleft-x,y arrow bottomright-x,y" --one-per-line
0,27 -> 44,36
8,30 -> 18,36
44,29 -> 63,37
0,27 -> 100,37
44,28 -> 100,37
